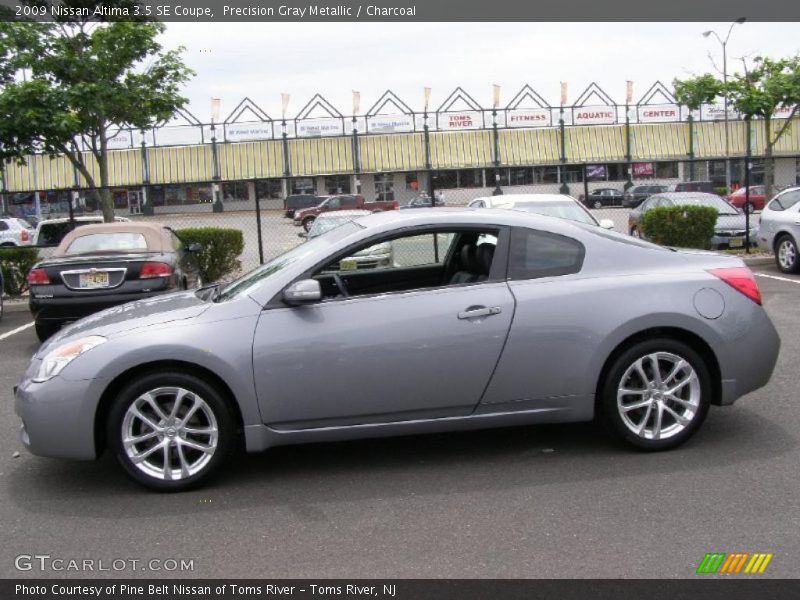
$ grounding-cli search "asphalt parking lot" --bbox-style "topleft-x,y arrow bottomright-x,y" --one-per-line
0,259 -> 797,579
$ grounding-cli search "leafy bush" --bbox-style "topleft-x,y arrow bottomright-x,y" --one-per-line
0,247 -> 39,296
176,227 -> 244,283
641,205 -> 718,249
714,186 -> 729,196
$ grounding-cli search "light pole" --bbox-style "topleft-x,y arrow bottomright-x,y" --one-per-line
491,84 -> 502,196
702,17 -> 745,192
210,97 -> 223,213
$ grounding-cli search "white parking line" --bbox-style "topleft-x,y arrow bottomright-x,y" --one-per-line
755,273 -> 800,285
0,321 -> 34,342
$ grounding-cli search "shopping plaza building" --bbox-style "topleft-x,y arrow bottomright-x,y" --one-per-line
2,85 -> 799,217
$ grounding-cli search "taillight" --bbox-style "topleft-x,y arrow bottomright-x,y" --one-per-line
708,267 -> 762,305
140,262 -> 173,278
27,268 -> 50,285
21,229 -> 29,242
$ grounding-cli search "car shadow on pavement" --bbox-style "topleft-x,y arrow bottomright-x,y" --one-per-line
6,402 -> 796,518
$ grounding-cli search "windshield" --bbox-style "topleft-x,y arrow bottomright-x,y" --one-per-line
512,201 -> 599,226
674,195 -> 739,215
309,215 -> 362,238
217,221 -> 362,301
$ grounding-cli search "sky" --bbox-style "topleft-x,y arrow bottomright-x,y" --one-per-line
161,22 -> 800,121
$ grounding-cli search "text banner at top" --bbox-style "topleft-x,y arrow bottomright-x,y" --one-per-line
1,0 -> 799,22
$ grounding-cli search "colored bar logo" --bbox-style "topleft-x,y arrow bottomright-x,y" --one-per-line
696,552 -> 773,574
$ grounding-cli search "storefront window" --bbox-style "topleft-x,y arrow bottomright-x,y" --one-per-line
485,168 -> 510,187
459,169 -> 483,188
375,173 -> 395,201
432,170 -> 458,189
256,179 -> 283,199
222,181 -> 249,202
405,172 -> 420,191
533,167 -> 559,183
510,168 -> 533,186
291,177 -> 315,195
325,175 -> 351,194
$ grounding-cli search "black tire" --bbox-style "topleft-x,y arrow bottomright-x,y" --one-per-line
630,227 -> 640,238
106,371 -> 238,492
0,291 -> 3,320
35,321 -> 60,342
774,234 -> 799,274
593,200 -> 603,209
302,217 -> 316,232
745,202 -> 755,215
599,338 -> 711,451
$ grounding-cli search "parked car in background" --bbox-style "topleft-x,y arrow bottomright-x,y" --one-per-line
585,188 -> 624,209
467,196 -> 518,209
726,186 -> 767,214
283,194 -> 328,219
628,192 -> 756,250
27,222 -> 200,341
0,216 -> 35,246
756,187 -> 800,273
401,194 -> 445,209
302,210 -> 394,270
294,194 -> 398,231
485,194 -> 615,230
33,215 -> 130,247
14,209 -> 780,491
623,185 -> 669,208
674,181 -> 716,194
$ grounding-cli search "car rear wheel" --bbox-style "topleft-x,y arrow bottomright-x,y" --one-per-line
107,372 -> 237,492
630,227 -> 641,238
302,217 -> 316,232
775,235 -> 799,273
34,321 -> 60,342
600,338 -> 711,451
593,200 -> 602,209
744,201 -> 755,214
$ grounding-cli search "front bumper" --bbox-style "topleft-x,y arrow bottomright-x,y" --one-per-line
14,369 -> 109,460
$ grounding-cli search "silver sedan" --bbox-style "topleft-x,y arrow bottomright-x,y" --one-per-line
757,186 -> 800,273
15,209 -> 780,491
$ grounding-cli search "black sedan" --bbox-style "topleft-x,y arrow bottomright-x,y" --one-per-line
27,222 -> 201,341
585,188 -> 624,208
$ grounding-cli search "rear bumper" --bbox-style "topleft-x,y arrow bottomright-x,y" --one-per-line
30,289 -> 169,324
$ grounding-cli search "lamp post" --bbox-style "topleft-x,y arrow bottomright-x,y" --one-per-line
491,84 -> 502,196
210,97 -> 223,213
280,93 -> 291,198
559,81 -> 569,195
352,90 -> 361,194
702,17 -> 746,192
625,80 -> 634,190
423,86 -> 434,205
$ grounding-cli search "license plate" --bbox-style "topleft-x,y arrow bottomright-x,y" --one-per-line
729,238 -> 744,248
339,259 -> 358,271
79,271 -> 110,288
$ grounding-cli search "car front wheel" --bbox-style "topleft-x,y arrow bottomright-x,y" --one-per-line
35,321 -> 60,342
302,217 -> 316,232
600,338 -> 711,451
107,371 -> 237,492
775,235 -> 799,273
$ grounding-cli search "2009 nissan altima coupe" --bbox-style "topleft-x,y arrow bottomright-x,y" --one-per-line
15,209 -> 780,491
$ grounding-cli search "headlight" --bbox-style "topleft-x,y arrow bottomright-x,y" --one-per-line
33,336 -> 106,383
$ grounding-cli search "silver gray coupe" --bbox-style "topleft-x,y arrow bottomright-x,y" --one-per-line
15,209 -> 780,491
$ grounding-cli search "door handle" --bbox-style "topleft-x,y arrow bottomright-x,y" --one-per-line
457,306 -> 502,320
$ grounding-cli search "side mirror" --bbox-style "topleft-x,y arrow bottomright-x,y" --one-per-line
297,232 -> 307,239
283,279 -> 322,305
187,242 -> 202,252
599,219 -> 615,230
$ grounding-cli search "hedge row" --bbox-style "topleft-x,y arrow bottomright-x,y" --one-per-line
641,206 -> 719,249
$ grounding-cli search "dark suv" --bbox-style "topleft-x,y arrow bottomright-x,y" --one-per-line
674,181 -> 716,194
623,185 -> 669,208
284,194 -> 327,219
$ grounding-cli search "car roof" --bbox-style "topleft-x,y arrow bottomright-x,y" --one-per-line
37,215 -> 130,226
653,192 -> 722,200
54,221 -> 168,255
317,209 -> 371,219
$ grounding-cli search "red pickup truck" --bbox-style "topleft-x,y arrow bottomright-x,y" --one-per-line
293,195 -> 398,231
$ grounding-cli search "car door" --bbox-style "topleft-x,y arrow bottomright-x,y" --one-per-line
251,226 -> 516,429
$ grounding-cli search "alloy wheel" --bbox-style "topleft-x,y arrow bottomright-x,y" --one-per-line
616,352 -> 701,441
778,239 -> 796,271
121,387 -> 218,481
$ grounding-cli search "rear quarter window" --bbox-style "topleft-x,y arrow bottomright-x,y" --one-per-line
769,190 -> 800,212
509,228 -> 585,280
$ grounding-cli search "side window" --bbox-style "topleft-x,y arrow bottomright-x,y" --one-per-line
341,196 -> 358,208
509,228 -> 585,280
325,232 -> 457,274
0,221 -> 8,231
771,190 -> 800,211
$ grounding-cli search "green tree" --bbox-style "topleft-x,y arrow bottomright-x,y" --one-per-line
672,74 -> 723,179
0,2 -> 193,221
725,55 -> 800,199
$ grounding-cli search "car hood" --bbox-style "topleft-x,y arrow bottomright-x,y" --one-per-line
715,214 -> 748,231
36,290 -> 210,357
